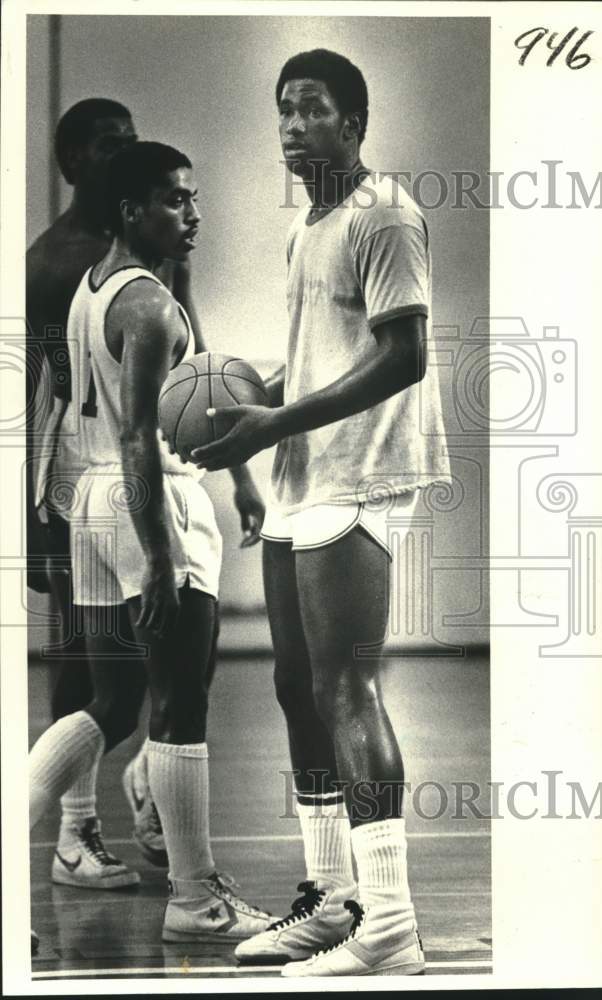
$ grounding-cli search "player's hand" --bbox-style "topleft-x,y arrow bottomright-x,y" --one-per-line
233,474 -> 265,547
26,509 -> 51,594
136,559 -> 180,637
191,405 -> 279,471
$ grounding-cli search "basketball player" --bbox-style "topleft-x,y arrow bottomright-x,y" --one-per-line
27,100 -> 264,894
190,50 -> 451,975
28,141 -> 274,943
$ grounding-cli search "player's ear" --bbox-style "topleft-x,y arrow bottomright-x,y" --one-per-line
343,113 -> 361,141
121,198 -> 142,225
63,144 -> 84,183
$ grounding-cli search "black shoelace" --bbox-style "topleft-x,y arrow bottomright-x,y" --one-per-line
317,899 -> 365,955
267,881 -> 326,931
81,820 -> 120,866
149,801 -> 163,834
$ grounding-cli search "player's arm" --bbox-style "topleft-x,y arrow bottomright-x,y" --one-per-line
24,259 -> 55,591
163,258 -> 266,542
170,258 -> 207,353
118,284 -> 181,635
191,316 -> 425,470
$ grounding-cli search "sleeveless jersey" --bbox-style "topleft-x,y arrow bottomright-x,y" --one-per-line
64,265 -> 198,478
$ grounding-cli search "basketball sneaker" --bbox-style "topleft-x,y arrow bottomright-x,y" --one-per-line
280,901 -> 426,977
31,929 -> 39,956
162,871 -> 277,942
234,880 -> 356,965
51,817 -> 141,889
122,757 -> 168,867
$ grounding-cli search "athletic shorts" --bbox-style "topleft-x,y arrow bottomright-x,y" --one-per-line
69,465 -> 222,606
260,490 -> 418,559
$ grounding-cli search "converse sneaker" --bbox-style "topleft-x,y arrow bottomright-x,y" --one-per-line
162,871 -> 277,942
122,757 -> 168,867
51,817 -> 141,889
281,901 -> 426,977
235,880 -> 356,965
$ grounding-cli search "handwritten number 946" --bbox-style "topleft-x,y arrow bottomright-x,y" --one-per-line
515,27 -> 594,69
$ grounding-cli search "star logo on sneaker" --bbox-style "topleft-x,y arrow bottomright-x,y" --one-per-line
54,850 -> 82,873
206,905 -> 223,922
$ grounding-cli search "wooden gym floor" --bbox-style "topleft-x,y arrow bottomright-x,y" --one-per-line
29,650 -> 492,982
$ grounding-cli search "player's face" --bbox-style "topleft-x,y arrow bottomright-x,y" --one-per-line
136,168 -> 200,261
279,78 -> 347,178
75,116 -> 138,191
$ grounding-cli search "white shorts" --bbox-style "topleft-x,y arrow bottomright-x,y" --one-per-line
261,490 -> 418,559
69,466 -> 222,606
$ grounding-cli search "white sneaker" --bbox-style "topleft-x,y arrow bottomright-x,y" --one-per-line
122,758 -> 167,868
162,872 -> 277,942
52,817 -> 141,890
235,880 -> 356,965
281,902 -> 426,977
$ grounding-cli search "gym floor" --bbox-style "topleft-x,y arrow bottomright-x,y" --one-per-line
29,644 -> 492,982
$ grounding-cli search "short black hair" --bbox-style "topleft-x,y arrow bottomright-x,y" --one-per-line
106,141 -> 192,235
276,49 -> 369,143
55,98 -> 132,183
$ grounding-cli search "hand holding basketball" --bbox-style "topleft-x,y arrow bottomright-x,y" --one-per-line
191,403 -> 280,471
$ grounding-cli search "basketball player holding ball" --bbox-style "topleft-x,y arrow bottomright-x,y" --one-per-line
28,141 -> 275,943
191,50 -> 451,976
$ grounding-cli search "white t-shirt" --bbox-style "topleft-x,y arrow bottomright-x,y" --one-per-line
270,172 -> 452,514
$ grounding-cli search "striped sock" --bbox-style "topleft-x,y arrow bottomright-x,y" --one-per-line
147,740 -> 215,881
29,711 -> 105,830
351,818 -> 416,927
296,790 -> 355,888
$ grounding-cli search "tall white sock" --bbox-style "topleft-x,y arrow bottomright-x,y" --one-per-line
58,742 -> 103,846
296,791 -> 355,888
29,711 -> 105,830
147,740 -> 214,882
351,818 -> 416,931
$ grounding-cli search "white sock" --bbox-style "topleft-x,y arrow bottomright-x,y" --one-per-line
147,740 -> 214,882
351,818 -> 416,932
30,711 -> 105,830
130,738 -> 150,801
58,742 -> 103,847
296,791 -> 355,888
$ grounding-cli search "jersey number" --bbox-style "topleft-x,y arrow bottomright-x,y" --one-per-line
81,369 -> 98,417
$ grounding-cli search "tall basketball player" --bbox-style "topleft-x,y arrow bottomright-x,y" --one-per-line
190,50 -> 452,976
28,141 -> 274,944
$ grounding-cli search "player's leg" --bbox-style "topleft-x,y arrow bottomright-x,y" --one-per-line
49,602 -> 146,890
45,511 -> 153,870
234,541 -> 354,965
126,582 -> 274,941
282,527 -> 423,977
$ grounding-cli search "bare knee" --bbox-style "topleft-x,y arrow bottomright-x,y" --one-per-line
87,696 -> 140,751
312,669 -> 379,732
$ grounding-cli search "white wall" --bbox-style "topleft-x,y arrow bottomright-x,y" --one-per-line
27,14 -> 490,646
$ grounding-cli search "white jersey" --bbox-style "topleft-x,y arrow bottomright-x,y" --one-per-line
60,264 -> 221,605
66,265 -> 197,476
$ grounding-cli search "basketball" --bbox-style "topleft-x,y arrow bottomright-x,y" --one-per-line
158,352 -> 269,457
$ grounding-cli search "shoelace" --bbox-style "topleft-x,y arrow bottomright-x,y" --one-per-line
149,801 -> 163,835
209,872 -> 271,917
80,821 -> 121,867
315,899 -> 365,956
267,881 -> 325,931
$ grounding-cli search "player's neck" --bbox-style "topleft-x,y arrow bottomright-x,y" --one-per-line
68,187 -> 110,238
104,235 -> 162,275
306,157 -> 367,211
